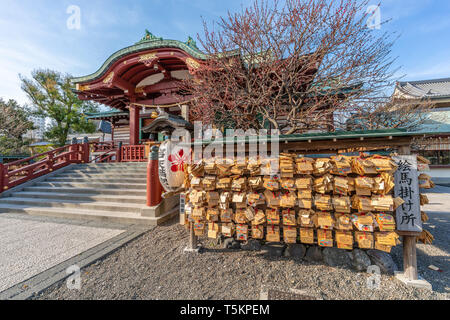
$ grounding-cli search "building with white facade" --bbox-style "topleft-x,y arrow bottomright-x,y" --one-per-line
393,77 -> 450,185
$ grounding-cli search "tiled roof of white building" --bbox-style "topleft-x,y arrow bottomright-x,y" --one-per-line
396,77 -> 450,99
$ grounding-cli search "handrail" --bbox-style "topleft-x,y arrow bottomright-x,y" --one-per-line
0,141 -> 158,193
89,141 -> 118,153
90,149 -> 118,163
4,145 -> 69,168
0,143 -> 89,193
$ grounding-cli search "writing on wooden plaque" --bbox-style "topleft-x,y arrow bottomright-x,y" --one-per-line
393,155 -> 422,233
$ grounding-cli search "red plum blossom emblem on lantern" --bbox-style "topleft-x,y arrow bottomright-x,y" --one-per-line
168,148 -> 190,172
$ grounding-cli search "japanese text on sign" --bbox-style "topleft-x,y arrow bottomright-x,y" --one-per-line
393,155 -> 422,233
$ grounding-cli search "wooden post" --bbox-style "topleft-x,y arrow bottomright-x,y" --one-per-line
116,141 -> 123,163
70,138 -> 78,162
403,234 -> 418,280
129,104 -> 140,146
111,118 -> 115,142
146,146 -> 163,207
0,163 -> 4,194
82,137 -> 90,163
181,104 -> 189,122
398,145 -> 419,281
48,152 -> 54,173
189,221 -> 198,250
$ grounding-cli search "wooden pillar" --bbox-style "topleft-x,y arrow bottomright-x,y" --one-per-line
403,234 -> 418,280
0,163 -> 5,193
146,146 -> 163,207
69,138 -> 78,162
111,118 -> 115,143
129,104 -> 140,146
181,104 -> 189,122
398,144 -> 419,281
116,141 -> 123,163
189,222 -> 198,250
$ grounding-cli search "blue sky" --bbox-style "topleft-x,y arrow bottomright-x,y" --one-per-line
0,0 -> 449,105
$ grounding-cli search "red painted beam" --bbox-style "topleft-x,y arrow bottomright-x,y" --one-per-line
137,94 -> 192,106
140,80 -> 182,94
112,76 -> 135,93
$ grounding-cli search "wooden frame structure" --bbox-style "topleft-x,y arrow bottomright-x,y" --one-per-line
185,129 -> 434,285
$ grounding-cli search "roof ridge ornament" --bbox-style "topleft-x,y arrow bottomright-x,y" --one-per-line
137,29 -> 163,44
185,36 -> 199,50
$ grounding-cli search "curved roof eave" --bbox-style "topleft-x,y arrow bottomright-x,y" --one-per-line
72,39 -> 209,85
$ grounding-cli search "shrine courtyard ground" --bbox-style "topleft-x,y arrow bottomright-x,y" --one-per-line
2,187 -> 448,300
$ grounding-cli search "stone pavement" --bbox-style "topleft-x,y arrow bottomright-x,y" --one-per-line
410,185 -> 450,293
422,185 -> 450,213
0,213 -> 152,299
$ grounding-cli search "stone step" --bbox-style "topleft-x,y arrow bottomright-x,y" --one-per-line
74,164 -> 147,169
9,191 -> 147,204
35,181 -> 147,190
62,169 -> 147,174
67,164 -> 147,169
0,197 -> 145,214
54,173 -> 146,179
0,161 -> 181,226
23,186 -> 147,196
46,177 -> 147,184
77,161 -> 147,167
0,204 -> 175,226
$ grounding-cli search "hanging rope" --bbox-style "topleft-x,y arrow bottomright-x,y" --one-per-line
130,99 -> 193,109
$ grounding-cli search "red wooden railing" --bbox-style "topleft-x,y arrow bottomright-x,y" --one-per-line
90,149 -> 118,163
91,141 -> 118,153
0,144 -> 89,193
0,141 -> 151,193
121,145 -> 148,162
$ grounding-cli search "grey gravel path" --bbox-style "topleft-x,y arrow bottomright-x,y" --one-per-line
0,213 -> 125,293
35,212 -> 449,300
31,185 -> 450,300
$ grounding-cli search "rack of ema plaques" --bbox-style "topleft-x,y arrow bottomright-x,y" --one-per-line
180,152 -> 435,284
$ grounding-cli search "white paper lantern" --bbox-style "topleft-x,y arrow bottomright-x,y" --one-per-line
158,140 -> 191,192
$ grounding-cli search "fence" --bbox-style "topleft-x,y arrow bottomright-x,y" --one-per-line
0,144 -> 88,193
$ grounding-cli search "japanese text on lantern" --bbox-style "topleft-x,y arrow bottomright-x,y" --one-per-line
393,155 -> 422,233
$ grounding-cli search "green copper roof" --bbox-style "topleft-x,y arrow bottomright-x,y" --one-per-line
72,31 -> 208,84
188,128 -> 439,146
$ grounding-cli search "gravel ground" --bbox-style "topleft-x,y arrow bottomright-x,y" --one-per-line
35,206 -> 449,300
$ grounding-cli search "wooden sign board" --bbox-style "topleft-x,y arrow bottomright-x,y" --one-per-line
392,155 -> 422,233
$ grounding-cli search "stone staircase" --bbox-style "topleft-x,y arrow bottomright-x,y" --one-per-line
0,163 -> 178,225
